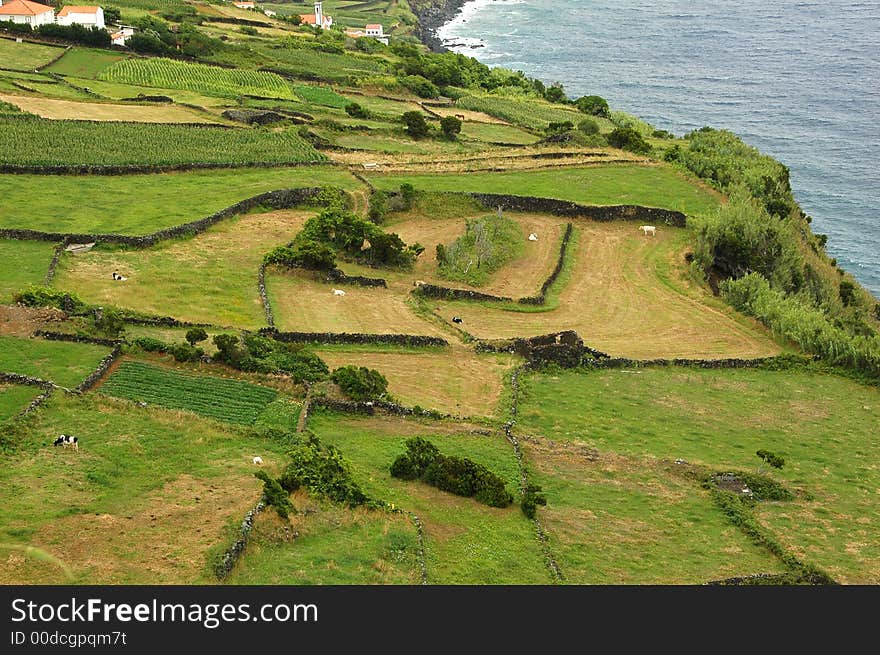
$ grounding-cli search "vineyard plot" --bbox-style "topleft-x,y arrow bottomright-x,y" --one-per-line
100,361 -> 279,425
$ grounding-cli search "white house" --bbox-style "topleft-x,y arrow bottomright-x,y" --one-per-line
56,5 -> 105,29
232,1 -> 254,9
0,0 -> 56,27
263,9 -> 276,17
345,23 -> 388,45
110,24 -> 134,45
299,1 -> 331,30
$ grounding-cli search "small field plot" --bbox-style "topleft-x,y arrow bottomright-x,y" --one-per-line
369,165 -> 721,218
43,47 -> 126,78
315,346 -> 518,417
0,384 -> 41,422
267,269 -> 445,337
0,335 -> 109,388
0,167 -> 358,235
0,239 -> 54,302
100,360 -> 278,425
521,438 -> 785,583
0,393 -> 289,584
460,122 -> 539,146
517,366 -> 880,584
55,209 -> 313,327
308,414 -> 551,584
0,38 -> 65,72
0,95 -> 220,123
434,223 -> 779,359
227,500 -> 421,584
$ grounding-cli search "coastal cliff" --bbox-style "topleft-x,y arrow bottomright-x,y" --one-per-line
409,0 -> 469,51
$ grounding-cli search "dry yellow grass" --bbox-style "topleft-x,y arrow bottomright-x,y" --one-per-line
434,222 -> 780,359
0,93 -> 221,123
316,346 -> 519,417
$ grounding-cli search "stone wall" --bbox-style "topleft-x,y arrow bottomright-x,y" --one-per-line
75,345 -> 122,393
414,284 -> 511,303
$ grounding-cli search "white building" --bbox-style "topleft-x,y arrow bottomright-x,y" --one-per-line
299,1 -> 331,30
345,22 -> 388,45
56,5 -> 105,30
263,9 -> 276,17
0,0 -> 56,27
232,1 -> 254,9
110,23 -> 134,46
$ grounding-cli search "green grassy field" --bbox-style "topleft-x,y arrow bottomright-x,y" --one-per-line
517,366 -> 880,583
0,167 -> 359,235
0,335 -> 110,388
0,393 -> 288,584
44,48 -> 127,79
307,413 -> 550,583
0,239 -> 54,302
461,121 -> 540,145
100,360 -> 279,425
0,384 -> 41,423
0,38 -> 65,72
369,165 -> 721,217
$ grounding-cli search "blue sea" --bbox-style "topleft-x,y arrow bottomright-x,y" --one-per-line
438,0 -> 880,298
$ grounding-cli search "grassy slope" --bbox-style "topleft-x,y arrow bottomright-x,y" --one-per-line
518,366 -> 880,583
0,167 -> 359,235
369,165 -> 721,217
0,335 -> 109,388
0,384 -> 41,422
0,239 -> 54,302
0,38 -> 65,71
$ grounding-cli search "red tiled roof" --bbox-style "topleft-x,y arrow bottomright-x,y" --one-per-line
0,0 -> 55,16
57,5 -> 100,16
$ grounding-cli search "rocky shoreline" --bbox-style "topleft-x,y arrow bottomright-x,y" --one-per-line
412,0 -> 471,52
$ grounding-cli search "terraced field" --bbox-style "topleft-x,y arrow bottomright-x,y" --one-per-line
0,38 -> 65,72
0,95 -> 220,123
0,335 -> 110,388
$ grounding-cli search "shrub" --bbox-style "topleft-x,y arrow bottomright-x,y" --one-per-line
368,190 -> 388,223
390,437 -> 439,481
546,120 -> 574,134
401,74 -> 439,99
264,239 -> 337,271
92,307 -> 125,338
756,449 -> 785,470
331,365 -> 388,401
255,470 -> 294,520
170,342 -> 202,362
37,23 -> 111,47
438,214 -> 524,286
520,484 -> 547,519
131,337 -> 168,353
839,280 -> 857,306
185,327 -> 208,346
399,183 -> 418,210
279,436 -> 370,507
543,82 -> 567,104
577,118 -> 600,135
345,102 -> 370,119
575,95 -> 610,118
440,115 -> 462,139
13,286 -> 85,313
607,127 -> 651,154
401,110 -> 430,139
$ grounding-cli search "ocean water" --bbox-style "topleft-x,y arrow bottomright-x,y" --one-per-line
438,0 -> 880,298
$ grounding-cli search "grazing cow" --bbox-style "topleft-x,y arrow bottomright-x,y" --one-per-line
332,289 -> 346,296
53,434 -> 78,451
452,316 -> 463,324
252,456 -> 263,465
639,225 -> 656,237
111,271 -> 128,281
413,280 -> 426,287
455,114 -> 465,120
528,233 -> 538,241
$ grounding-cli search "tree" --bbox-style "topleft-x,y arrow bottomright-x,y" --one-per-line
440,115 -> 462,140
345,102 -> 370,119
185,327 -> 208,346
575,95 -> 610,118
399,183 -> 418,210
104,6 -> 121,23
401,111 -> 429,139
331,365 -> 388,401
543,82 -> 568,104
756,449 -> 785,471
578,118 -> 600,135
546,121 -> 574,135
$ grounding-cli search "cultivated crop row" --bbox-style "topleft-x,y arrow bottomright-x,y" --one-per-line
0,117 -> 325,166
101,361 -> 278,424
99,58 -> 295,99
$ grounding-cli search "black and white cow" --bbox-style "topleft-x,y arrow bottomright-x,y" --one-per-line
452,316 -> 463,324
53,434 -> 78,451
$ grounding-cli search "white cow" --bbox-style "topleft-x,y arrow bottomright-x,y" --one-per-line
639,225 -> 656,237
528,233 -> 538,241
332,289 -> 346,296
252,456 -> 263,465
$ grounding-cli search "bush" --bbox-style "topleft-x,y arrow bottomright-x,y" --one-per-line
543,82 -> 567,104
279,436 -> 370,507
575,95 -> 610,118
185,327 -> 208,346
331,365 -> 388,401
401,110 -> 430,139
756,449 -> 785,469
93,307 -> 125,338
170,342 -> 202,362
520,484 -> 547,519
546,120 -> 574,135
37,23 -> 111,47
399,183 -> 418,210
13,286 -> 85,313
401,74 -> 439,99
368,190 -> 388,223
132,337 -> 168,353
607,127 -> 651,154
345,102 -> 370,119
264,239 -> 337,271
440,115 -> 462,140
577,118 -> 600,135
390,438 -> 512,508
255,470 -> 294,520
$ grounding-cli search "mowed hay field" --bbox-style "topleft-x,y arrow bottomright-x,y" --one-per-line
55,209 -> 314,328
0,94 -> 221,124
436,222 -> 779,359
383,211 -> 567,299
307,414 -> 550,584
0,393 -> 290,584
315,346 -> 519,417
522,438 -> 785,583
267,269 -> 445,337
517,366 -> 880,584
